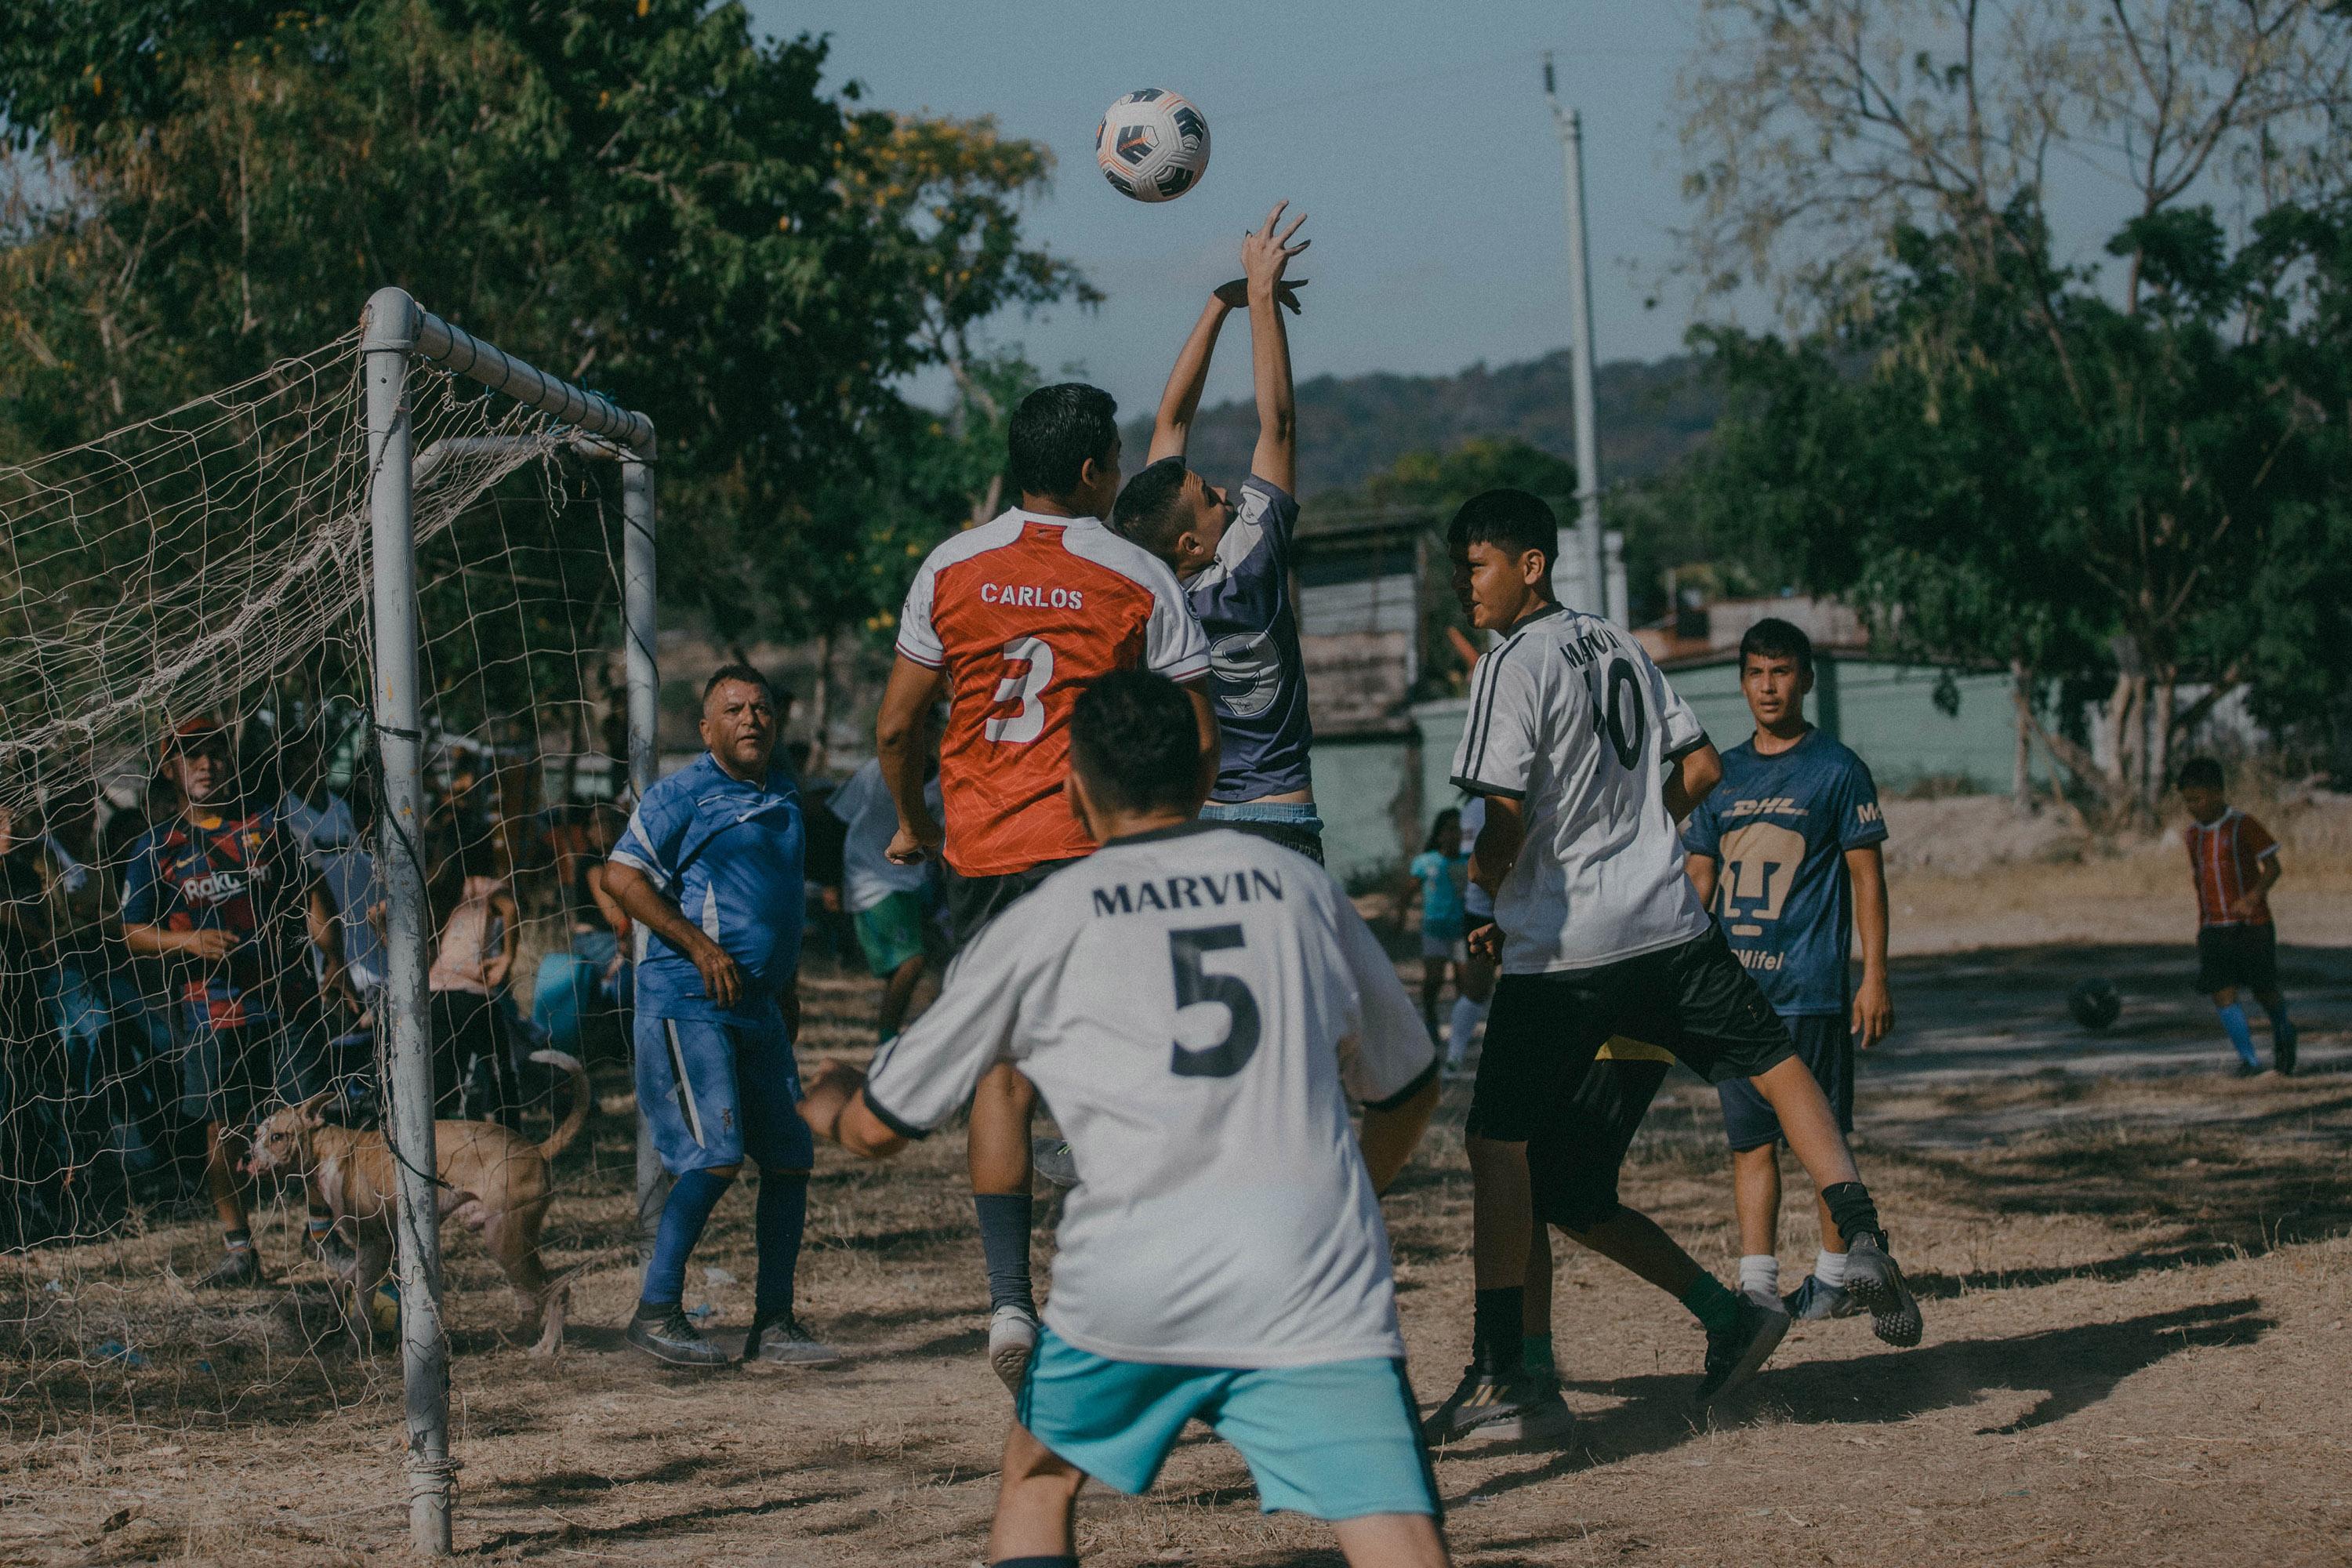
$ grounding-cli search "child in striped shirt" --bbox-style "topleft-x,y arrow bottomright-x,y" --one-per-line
2177,757 -> 2297,1076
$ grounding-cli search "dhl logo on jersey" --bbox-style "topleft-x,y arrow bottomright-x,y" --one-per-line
1727,796 -> 1807,818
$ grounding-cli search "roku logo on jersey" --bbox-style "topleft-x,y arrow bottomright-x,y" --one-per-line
979,583 -> 1086,610
179,870 -> 248,903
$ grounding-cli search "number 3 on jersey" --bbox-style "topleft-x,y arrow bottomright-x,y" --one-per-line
985,634 -> 1054,744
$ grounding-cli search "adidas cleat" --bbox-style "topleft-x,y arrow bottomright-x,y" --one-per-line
1842,1231 -> 1923,1348
989,1302 -> 1040,1394
1696,1293 -> 1788,1406
1422,1362 -> 1574,1446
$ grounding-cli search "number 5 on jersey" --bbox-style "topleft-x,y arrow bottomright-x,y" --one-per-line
985,634 -> 1054,744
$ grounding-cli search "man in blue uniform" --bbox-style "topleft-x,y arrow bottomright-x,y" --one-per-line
1113,200 -> 1322,858
604,665 -> 836,1367
1682,619 -> 1895,1324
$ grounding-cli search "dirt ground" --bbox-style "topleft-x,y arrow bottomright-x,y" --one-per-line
4,822 -> 2349,1567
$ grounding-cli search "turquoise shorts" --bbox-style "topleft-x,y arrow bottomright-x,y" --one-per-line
851,889 -> 927,978
1016,1327 -> 1439,1521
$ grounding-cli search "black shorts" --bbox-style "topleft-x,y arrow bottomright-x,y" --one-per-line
1716,1013 -> 1851,1152
2196,924 -> 2278,994
946,858 -> 1081,954
1467,924 -> 1793,1144
1526,1052 -> 1671,1232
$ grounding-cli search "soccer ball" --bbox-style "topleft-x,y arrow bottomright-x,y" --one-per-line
1095,89 -> 1210,203
2067,978 -> 2122,1031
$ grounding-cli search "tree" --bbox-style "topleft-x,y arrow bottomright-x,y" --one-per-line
1682,199 -> 2352,813
0,1 -> 1091,655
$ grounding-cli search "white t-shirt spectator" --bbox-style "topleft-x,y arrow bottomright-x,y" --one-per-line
825,759 -> 941,915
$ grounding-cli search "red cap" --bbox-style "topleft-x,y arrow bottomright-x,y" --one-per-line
162,717 -> 230,755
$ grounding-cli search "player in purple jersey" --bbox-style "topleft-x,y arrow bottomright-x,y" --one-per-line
1114,201 -> 1322,860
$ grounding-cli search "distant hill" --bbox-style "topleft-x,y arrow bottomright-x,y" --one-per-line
1127,350 -> 1720,499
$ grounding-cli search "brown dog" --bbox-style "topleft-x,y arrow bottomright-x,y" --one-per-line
247,1049 -> 590,1357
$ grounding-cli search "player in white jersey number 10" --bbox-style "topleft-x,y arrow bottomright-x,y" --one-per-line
803,670 -> 1453,1568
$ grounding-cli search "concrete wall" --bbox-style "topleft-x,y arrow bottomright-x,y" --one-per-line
1309,731 -> 1420,887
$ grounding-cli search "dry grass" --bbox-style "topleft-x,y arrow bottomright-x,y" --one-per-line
3,832 -> 2350,1566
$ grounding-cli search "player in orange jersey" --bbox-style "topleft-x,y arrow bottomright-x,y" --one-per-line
873,382 -> 1217,1392
2177,757 -> 2297,1076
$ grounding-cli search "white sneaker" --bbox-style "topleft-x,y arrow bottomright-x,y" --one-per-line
988,1302 -> 1039,1395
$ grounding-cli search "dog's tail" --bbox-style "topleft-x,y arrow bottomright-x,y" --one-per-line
528,1050 -> 593,1163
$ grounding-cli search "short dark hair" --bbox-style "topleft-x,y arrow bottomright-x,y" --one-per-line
1739,617 -> 1814,678
1069,669 -> 1200,816
1451,489 -> 1556,575
1112,457 -> 1192,557
702,663 -> 775,704
2176,756 -> 2225,792
1007,383 -> 1120,500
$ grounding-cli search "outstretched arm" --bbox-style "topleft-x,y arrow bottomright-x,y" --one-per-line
1148,296 -> 1233,466
1241,201 -> 1309,494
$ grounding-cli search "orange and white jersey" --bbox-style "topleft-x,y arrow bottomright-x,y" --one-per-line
898,508 -> 1209,877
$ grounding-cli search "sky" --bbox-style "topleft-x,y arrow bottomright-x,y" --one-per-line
743,0 -> 1719,416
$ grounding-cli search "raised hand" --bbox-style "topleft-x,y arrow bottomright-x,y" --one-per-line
1241,200 -> 1310,299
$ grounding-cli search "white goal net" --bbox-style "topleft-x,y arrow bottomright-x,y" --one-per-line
0,311 -> 648,1540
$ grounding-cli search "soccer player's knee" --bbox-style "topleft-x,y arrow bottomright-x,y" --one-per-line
705,1163 -> 742,1180
1544,1178 -> 1622,1235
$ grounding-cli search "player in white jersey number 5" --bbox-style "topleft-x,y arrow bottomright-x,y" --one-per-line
804,670 -> 1451,1568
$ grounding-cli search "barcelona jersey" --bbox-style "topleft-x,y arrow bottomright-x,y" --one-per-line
2184,809 -> 2277,928
122,807 -> 314,1032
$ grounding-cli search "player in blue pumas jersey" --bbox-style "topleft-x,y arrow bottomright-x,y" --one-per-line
1682,618 -> 1893,1324
1113,200 -> 1323,860
603,664 -> 836,1370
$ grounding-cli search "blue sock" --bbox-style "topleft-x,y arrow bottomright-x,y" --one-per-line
973,1193 -> 1036,1314
2263,998 -> 2296,1042
754,1173 -> 808,1324
639,1167 -> 732,1308
2216,1004 -> 2257,1068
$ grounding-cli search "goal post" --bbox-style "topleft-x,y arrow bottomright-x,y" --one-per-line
360,288 -> 658,1555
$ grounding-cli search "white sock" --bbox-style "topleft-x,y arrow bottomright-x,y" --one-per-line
1739,1254 -> 1780,1299
1814,1248 -> 1849,1289
1446,997 -> 1487,1065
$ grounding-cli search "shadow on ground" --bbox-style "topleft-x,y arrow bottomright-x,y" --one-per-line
1452,1296 -> 2270,1500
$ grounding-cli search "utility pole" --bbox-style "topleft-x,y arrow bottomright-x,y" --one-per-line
1543,52 -> 1617,625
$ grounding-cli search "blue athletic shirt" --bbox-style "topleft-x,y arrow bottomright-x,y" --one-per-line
1409,850 -> 1468,941
611,754 -> 805,1025
1189,476 -> 1312,802
1682,728 -> 1887,1016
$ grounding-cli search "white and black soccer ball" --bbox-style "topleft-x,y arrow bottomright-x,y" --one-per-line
1094,89 -> 1210,204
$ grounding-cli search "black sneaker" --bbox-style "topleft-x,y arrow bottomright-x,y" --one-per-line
1422,1359 -> 1573,1446
626,1304 -> 733,1367
192,1248 -> 262,1289
1696,1293 -> 1789,1406
2234,1060 -> 2263,1079
742,1313 -> 843,1368
1842,1231 -> 1924,1348
1783,1274 -> 1864,1322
